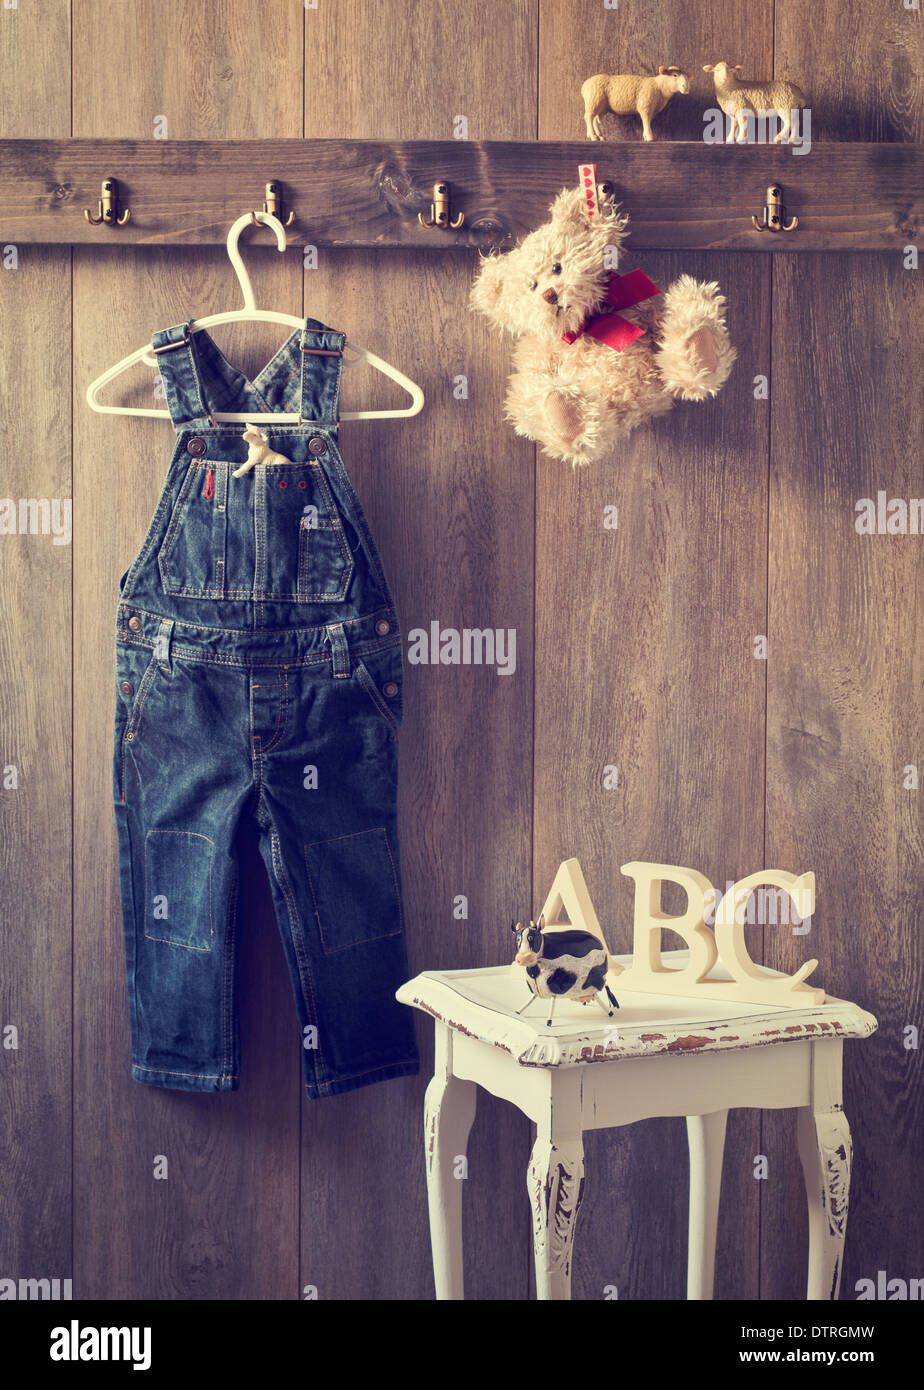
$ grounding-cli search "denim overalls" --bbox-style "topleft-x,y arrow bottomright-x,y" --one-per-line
112,317 -> 420,1099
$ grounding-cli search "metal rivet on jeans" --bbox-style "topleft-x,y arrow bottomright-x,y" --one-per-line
308,436 -> 327,454
375,620 -> 390,636
383,682 -> 398,698
128,615 -> 142,631
187,437 -> 207,456
120,681 -> 134,696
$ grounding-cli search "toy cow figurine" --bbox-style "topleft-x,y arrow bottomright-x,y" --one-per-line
512,914 -> 620,1027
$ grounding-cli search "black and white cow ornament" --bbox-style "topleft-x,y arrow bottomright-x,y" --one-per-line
512,914 -> 620,1026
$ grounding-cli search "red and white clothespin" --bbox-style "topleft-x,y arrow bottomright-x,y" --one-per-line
578,162 -> 600,220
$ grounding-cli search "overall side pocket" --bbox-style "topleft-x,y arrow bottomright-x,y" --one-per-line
115,646 -> 160,803
353,642 -> 403,735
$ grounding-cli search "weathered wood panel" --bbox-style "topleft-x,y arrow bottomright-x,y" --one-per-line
776,0 -> 924,142
0,0 -> 72,1299
71,0 -> 306,1300
1,139 -> 920,252
761,0 -> 924,1302
763,253 -> 923,1299
300,0 -> 538,1302
0,249 -> 73,1286
536,0 -> 770,1302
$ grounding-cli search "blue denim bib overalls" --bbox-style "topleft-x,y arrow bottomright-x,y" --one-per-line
112,318 -> 420,1098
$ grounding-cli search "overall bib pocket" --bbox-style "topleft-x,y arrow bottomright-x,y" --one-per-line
158,459 -> 230,598
288,461 -> 354,602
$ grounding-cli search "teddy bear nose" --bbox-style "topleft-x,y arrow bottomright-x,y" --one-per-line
542,288 -> 558,305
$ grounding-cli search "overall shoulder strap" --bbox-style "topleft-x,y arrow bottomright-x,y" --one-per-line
298,319 -> 346,428
152,323 -> 215,429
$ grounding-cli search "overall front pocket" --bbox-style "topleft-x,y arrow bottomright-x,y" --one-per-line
144,828 -> 215,953
158,460 -> 230,597
262,461 -> 354,602
304,827 -> 404,954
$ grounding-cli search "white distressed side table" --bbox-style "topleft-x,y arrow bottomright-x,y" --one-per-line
397,954 -> 877,1301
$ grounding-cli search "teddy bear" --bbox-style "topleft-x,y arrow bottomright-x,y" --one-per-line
470,187 -> 736,465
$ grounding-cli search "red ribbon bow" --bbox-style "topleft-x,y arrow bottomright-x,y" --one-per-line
561,268 -> 661,352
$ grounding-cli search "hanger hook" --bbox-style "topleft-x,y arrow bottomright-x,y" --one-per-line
226,211 -> 288,312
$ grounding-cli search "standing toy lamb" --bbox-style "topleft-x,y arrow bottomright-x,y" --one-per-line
581,66 -> 690,142
703,60 -> 808,144
512,916 -> 621,1027
470,185 -> 736,465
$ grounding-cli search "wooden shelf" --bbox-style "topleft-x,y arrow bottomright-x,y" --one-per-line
0,138 -> 920,252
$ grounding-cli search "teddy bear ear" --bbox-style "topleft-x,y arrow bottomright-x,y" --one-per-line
470,252 -> 509,323
548,186 -> 592,228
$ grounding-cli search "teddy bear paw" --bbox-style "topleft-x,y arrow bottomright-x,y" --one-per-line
685,326 -> 719,375
544,390 -> 585,445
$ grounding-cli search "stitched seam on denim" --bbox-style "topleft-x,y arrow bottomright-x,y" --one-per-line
267,819 -> 324,1082
118,603 -> 393,637
184,330 -> 211,423
117,635 -> 400,670
254,465 -> 266,603
160,465 -> 223,597
161,584 -> 362,601
159,461 -> 211,594
355,660 -> 400,734
310,1059 -> 419,1089
251,738 -> 266,825
324,439 -> 393,603
120,467 -> 176,603
251,331 -> 301,396
134,1064 -> 224,1080
124,650 -> 161,746
290,462 -> 351,601
256,669 -> 289,755
304,827 -> 403,954
143,829 -> 215,952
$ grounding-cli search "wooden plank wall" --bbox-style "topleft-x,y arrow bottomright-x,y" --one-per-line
762,0 -> 924,1303
1,0 -> 921,1304
537,0 -> 772,1301
0,0 -> 72,1292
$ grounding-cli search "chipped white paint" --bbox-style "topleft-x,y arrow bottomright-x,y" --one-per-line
397,959 -> 876,1301
527,1139 -> 585,1299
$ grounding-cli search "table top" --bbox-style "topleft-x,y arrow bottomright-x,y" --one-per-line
397,954 -> 878,1069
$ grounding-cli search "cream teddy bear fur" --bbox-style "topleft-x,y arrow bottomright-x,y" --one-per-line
471,187 -> 736,465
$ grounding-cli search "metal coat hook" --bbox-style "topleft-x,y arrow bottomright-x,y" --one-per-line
419,181 -> 464,230
84,177 -> 131,226
752,183 -> 798,232
250,180 -> 295,228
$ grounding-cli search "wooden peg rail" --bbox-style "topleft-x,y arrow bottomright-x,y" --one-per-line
0,138 -> 920,253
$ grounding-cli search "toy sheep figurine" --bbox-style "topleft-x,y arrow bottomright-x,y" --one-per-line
232,423 -> 293,477
581,66 -> 690,141
703,61 -> 808,144
512,915 -> 620,1027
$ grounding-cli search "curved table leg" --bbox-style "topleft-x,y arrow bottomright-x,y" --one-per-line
424,1026 -> 477,1300
686,1109 -> 728,1300
798,1039 -> 851,1301
528,1136 -> 585,1300
797,1106 -> 852,1300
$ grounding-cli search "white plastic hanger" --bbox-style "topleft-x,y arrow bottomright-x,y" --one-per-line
85,211 -> 425,423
